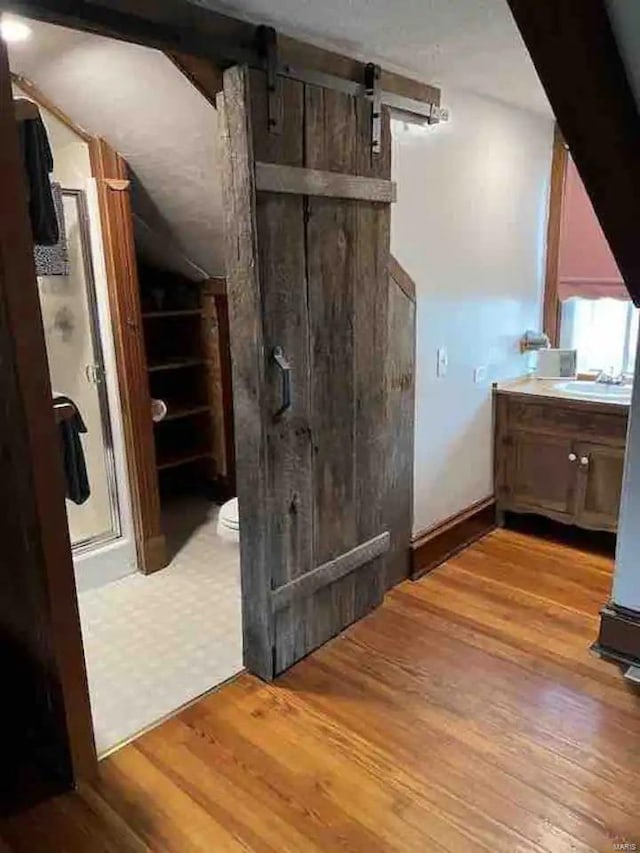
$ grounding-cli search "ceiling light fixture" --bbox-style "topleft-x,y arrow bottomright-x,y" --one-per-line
0,17 -> 32,43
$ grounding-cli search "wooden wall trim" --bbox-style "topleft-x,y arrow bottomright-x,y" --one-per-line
507,0 -> 640,306
411,497 -> 496,580
166,52 -> 224,107
594,604 -> 640,665
10,72 -> 93,142
89,138 -> 167,575
388,254 -> 416,302
543,125 -> 568,347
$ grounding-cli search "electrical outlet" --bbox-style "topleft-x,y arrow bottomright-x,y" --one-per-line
474,365 -> 487,384
437,347 -> 448,378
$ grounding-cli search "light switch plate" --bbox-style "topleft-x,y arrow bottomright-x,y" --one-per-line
474,365 -> 487,384
437,347 -> 448,378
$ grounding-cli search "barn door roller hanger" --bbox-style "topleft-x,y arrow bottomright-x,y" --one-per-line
255,25 -> 448,153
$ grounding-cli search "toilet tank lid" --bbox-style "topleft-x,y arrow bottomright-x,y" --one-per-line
219,497 -> 239,526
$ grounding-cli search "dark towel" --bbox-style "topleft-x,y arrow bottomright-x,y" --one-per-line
34,183 -> 69,276
55,396 -> 90,505
17,115 -> 59,246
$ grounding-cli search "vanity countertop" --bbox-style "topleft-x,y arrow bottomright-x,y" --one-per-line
493,376 -> 631,409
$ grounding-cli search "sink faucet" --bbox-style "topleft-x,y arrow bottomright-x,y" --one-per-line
595,368 -> 632,385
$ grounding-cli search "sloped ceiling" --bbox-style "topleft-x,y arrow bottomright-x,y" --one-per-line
8,18 -> 225,277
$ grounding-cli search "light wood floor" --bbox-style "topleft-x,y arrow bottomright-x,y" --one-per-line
3,528 -> 640,851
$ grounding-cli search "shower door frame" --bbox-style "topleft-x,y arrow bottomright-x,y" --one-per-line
57,187 -> 123,554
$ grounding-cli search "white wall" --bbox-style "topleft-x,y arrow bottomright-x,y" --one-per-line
391,89 -> 554,535
603,0 -> 640,611
613,335 -> 640,610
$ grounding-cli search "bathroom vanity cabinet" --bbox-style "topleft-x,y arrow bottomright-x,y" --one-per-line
494,388 -> 629,533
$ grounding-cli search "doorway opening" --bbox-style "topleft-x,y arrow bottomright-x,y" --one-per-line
7,15 -> 243,756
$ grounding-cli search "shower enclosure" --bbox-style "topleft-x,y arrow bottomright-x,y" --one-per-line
38,188 -> 121,551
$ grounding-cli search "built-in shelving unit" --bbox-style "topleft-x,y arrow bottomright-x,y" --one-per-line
140,276 -> 218,485
162,404 -> 212,422
156,448 -> 214,471
142,309 -> 203,319
135,266 -> 234,522
147,358 -> 206,373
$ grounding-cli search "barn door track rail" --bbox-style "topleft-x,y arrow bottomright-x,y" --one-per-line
256,26 -> 447,152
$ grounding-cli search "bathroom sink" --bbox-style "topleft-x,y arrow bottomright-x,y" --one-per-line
554,380 -> 632,401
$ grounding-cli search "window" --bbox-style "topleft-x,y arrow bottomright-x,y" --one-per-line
560,297 -> 639,375
543,130 -> 636,374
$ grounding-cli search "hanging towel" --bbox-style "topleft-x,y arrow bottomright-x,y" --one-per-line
55,395 -> 90,505
34,183 -> 69,276
17,113 -> 59,246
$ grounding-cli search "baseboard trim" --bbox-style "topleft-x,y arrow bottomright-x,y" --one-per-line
594,604 -> 640,665
411,497 -> 496,580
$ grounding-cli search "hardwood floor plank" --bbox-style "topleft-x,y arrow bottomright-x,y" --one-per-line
3,529 -> 639,851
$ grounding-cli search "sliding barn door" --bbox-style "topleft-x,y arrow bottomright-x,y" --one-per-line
219,66 -> 395,679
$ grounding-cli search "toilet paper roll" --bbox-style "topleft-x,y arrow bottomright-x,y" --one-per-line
151,399 -> 167,422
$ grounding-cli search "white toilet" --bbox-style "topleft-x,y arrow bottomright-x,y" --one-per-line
217,498 -> 240,544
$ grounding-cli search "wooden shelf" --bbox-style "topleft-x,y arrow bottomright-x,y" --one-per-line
156,449 -> 213,471
156,404 -> 212,423
148,358 -> 206,373
142,309 -> 203,319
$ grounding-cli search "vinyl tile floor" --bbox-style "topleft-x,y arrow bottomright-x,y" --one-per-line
78,498 -> 243,756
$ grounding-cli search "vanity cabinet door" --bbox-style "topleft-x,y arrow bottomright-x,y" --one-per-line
504,432 -> 578,519
574,442 -> 625,531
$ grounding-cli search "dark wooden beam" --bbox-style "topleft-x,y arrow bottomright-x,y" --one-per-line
507,0 -> 640,306
6,0 -> 439,108
167,52 -> 224,107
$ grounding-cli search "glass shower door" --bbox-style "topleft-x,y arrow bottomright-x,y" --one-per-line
38,188 -> 120,549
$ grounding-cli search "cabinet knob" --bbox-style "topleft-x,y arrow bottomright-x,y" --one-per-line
580,456 -> 590,467
568,453 -> 577,462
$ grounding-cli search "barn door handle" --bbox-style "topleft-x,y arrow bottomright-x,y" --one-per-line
272,346 -> 291,418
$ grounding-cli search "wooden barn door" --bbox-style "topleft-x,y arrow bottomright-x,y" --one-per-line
219,65 -> 396,679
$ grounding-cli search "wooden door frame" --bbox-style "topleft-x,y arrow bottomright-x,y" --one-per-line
89,138 -> 168,574
0,40 -> 97,792
543,124 -> 568,348
2,0 -> 428,799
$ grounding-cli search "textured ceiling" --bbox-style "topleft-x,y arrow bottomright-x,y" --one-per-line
198,0 -> 551,115
9,19 -> 224,277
